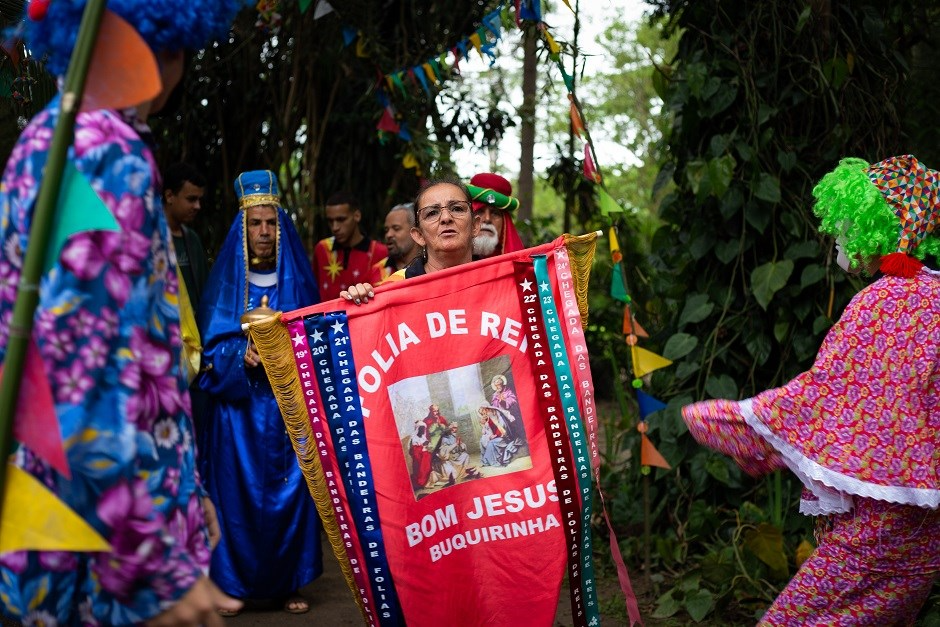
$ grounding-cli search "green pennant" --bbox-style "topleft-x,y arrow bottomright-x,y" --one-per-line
597,186 -> 624,216
611,263 -> 629,303
391,72 -> 407,99
299,0 -> 314,13
45,162 -> 120,272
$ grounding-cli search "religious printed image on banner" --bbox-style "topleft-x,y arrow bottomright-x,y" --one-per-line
249,235 -> 606,627
392,355 -> 532,500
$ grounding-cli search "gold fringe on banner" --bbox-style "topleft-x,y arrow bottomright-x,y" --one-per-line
247,315 -> 368,622
564,232 -> 598,324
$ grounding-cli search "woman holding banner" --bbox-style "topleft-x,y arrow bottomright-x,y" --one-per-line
340,176 -> 481,303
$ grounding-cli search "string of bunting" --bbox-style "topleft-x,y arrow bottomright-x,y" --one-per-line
518,0 -> 673,469
609,228 -> 672,472
373,5 -> 505,150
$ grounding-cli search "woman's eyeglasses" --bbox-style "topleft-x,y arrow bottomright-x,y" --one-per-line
418,200 -> 472,223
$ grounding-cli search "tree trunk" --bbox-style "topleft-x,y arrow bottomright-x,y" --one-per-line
517,25 -> 538,222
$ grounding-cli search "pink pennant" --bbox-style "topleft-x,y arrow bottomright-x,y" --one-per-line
583,142 -> 601,183
3,340 -> 69,478
376,107 -> 400,134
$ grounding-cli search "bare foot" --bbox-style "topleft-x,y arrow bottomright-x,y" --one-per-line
284,593 -> 310,614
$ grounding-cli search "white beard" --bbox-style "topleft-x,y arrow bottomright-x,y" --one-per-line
473,227 -> 500,257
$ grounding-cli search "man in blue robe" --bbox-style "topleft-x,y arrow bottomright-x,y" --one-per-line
198,170 -> 322,613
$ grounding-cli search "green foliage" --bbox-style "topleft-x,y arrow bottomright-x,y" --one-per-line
588,0 -> 940,621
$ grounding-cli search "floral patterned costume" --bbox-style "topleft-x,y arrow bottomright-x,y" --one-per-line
0,97 -> 210,624
683,269 -> 940,625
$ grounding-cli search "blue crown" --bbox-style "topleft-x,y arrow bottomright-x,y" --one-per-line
234,170 -> 281,210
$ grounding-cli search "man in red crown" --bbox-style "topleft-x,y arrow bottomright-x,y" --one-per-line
469,172 -> 525,258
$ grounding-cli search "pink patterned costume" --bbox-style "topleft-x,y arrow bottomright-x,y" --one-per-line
684,269 -> 940,626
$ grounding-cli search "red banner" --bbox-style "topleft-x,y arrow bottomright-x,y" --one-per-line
265,236 -> 636,626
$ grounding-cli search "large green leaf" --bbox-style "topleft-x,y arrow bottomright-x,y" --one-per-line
751,260 -> 794,309
743,523 -> 789,579
684,588 -> 715,622
663,332 -> 699,360
704,374 -> 737,399
752,172 -> 781,203
679,294 -> 714,326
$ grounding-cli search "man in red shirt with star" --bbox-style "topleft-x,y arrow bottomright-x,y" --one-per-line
312,191 -> 388,300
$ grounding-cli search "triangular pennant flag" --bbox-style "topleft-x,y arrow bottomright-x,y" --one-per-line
413,65 -> 431,97
312,0 -> 334,18
631,345 -> 673,378
609,226 -> 621,259
421,62 -> 438,86
640,434 -> 671,469
636,389 -> 667,419
561,0 -> 574,12
355,31 -> 368,57
611,263 -> 628,303
558,63 -> 575,92
597,187 -> 623,216
623,306 -> 649,339
376,107 -> 400,134
2,340 -> 69,478
397,121 -> 412,142
542,26 -> 561,60
46,161 -> 120,273
0,464 -> 110,552
450,47 -> 461,73
569,95 -> 584,138
469,32 -> 483,57
583,142 -> 601,183
342,26 -> 357,47
391,72 -> 407,98
80,10 -> 160,113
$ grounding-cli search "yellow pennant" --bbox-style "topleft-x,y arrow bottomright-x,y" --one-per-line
0,464 -> 110,552
631,345 -> 673,378
469,32 -> 483,57
355,31 -> 368,57
561,0 -> 574,12
542,28 -> 561,57
609,227 -> 621,257
422,62 -> 438,86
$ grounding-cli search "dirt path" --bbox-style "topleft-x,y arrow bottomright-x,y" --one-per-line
226,537 -> 633,625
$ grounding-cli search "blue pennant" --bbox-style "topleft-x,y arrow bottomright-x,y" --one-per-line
637,389 -> 667,419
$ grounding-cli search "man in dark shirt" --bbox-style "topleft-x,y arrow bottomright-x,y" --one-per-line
163,162 -> 209,312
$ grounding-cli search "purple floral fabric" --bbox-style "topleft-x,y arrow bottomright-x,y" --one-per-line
0,97 -> 209,625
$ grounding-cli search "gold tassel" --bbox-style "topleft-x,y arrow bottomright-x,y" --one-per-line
248,315 -> 368,622
564,232 -> 598,325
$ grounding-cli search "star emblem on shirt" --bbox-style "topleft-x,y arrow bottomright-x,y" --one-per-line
325,253 -> 343,281
519,278 -> 533,292
309,329 -> 324,344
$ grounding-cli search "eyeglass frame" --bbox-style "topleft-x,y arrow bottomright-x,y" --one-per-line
416,200 -> 473,224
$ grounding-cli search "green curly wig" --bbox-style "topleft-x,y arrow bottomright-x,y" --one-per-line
812,157 -> 940,270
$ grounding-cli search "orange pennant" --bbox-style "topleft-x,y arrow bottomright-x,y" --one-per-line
622,306 -> 649,339
80,10 -> 161,113
569,95 -> 584,138
641,434 -> 671,469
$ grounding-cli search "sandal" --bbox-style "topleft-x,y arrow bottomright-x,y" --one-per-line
217,608 -> 242,617
283,593 -> 310,614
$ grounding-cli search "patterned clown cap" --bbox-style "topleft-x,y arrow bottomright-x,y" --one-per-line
812,155 -> 940,275
866,155 -> 940,255
234,170 -> 281,211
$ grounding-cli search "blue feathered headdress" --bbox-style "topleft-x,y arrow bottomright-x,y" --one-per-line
23,0 -> 247,75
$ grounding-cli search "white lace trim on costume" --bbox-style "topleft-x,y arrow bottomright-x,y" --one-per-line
248,271 -> 278,287
739,398 -> 940,515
